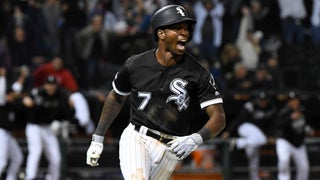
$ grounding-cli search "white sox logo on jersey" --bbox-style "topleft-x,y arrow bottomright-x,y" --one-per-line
166,78 -> 190,111
176,7 -> 186,17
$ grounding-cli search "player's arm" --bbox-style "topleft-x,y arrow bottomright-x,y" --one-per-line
86,90 -> 127,166
95,90 -> 127,136
200,103 -> 226,140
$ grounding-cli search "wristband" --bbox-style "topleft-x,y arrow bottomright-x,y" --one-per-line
197,127 -> 211,142
92,134 -> 104,143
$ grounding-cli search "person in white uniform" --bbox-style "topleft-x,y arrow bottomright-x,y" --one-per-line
275,91 -> 314,180
222,91 -> 277,180
0,67 -> 23,180
22,76 -> 73,180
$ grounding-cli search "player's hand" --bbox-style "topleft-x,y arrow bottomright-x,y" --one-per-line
50,120 -> 61,135
168,133 -> 203,160
86,134 -> 104,166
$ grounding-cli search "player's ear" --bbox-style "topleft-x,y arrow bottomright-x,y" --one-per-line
157,29 -> 165,40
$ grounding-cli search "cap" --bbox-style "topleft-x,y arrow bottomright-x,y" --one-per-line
255,90 -> 268,100
288,91 -> 300,99
45,75 -> 57,84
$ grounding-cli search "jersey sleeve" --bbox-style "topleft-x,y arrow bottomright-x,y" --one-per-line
197,72 -> 223,109
112,65 -> 131,96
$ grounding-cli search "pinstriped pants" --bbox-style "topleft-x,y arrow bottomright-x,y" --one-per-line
119,123 -> 179,180
0,128 -> 23,180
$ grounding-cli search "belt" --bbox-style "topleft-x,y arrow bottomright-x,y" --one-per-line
134,125 -> 173,144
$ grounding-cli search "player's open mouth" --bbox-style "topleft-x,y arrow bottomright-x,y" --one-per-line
176,40 -> 187,50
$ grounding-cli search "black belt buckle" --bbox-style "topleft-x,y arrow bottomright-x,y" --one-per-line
134,125 -> 173,144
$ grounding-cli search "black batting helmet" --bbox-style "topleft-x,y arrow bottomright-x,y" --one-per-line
151,4 -> 196,41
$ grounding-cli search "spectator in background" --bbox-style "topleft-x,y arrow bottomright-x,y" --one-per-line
24,0 -> 48,56
60,0 -> 87,67
103,0 -> 119,32
265,54 -> 284,89
220,43 -> 241,80
251,64 -> 274,90
22,76 -> 73,180
250,0 -> 276,40
227,62 -> 252,91
0,67 -> 24,180
32,56 -> 78,92
75,14 -> 111,89
311,0 -> 320,48
277,0 -> 307,46
42,0 -> 62,56
6,3 -> 34,43
0,38 -> 12,71
0,0 -> 14,39
275,91 -> 314,180
222,0 -> 248,42
6,3 -> 36,68
236,6 -> 263,72
193,0 -> 224,67
222,91 -> 277,180
7,26 -> 34,68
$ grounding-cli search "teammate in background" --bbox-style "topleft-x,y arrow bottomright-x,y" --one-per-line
22,76 -> 73,180
222,91 -> 276,180
0,67 -> 24,180
86,4 -> 226,180
32,56 -> 95,134
275,91 -> 314,180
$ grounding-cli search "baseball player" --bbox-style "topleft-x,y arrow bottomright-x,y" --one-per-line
86,4 -> 226,180
0,67 -> 23,180
222,91 -> 277,180
22,76 -> 73,180
275,91 -> 313,180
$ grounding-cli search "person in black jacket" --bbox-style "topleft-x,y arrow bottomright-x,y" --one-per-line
275,91 -> 314,180
222,91 -> 277,180
22,75 -> 73,180
0,67 -> 23,180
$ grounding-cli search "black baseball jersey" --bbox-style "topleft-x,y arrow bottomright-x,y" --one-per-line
0,103 -> 16,131
27,87 -> 73,125
112,49 -> 223,136
276,105 -> 307,147
0,78 -> 16,131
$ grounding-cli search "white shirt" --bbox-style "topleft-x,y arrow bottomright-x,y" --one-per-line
192,0 -> 224,47
311,0 -> 320,26
278,0 -> 306,19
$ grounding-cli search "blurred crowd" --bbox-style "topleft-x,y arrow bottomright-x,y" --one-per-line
1,0 -> 320,92
1,0 -> 320,179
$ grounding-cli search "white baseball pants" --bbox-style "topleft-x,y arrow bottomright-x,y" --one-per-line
25,123 -> 61,180
0,128 -> 23,180
119,123 -> 179,180
237,122 -> 267,180
276,138 -> 309,180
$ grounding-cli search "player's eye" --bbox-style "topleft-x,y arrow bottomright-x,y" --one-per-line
167,23 -> 189,31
